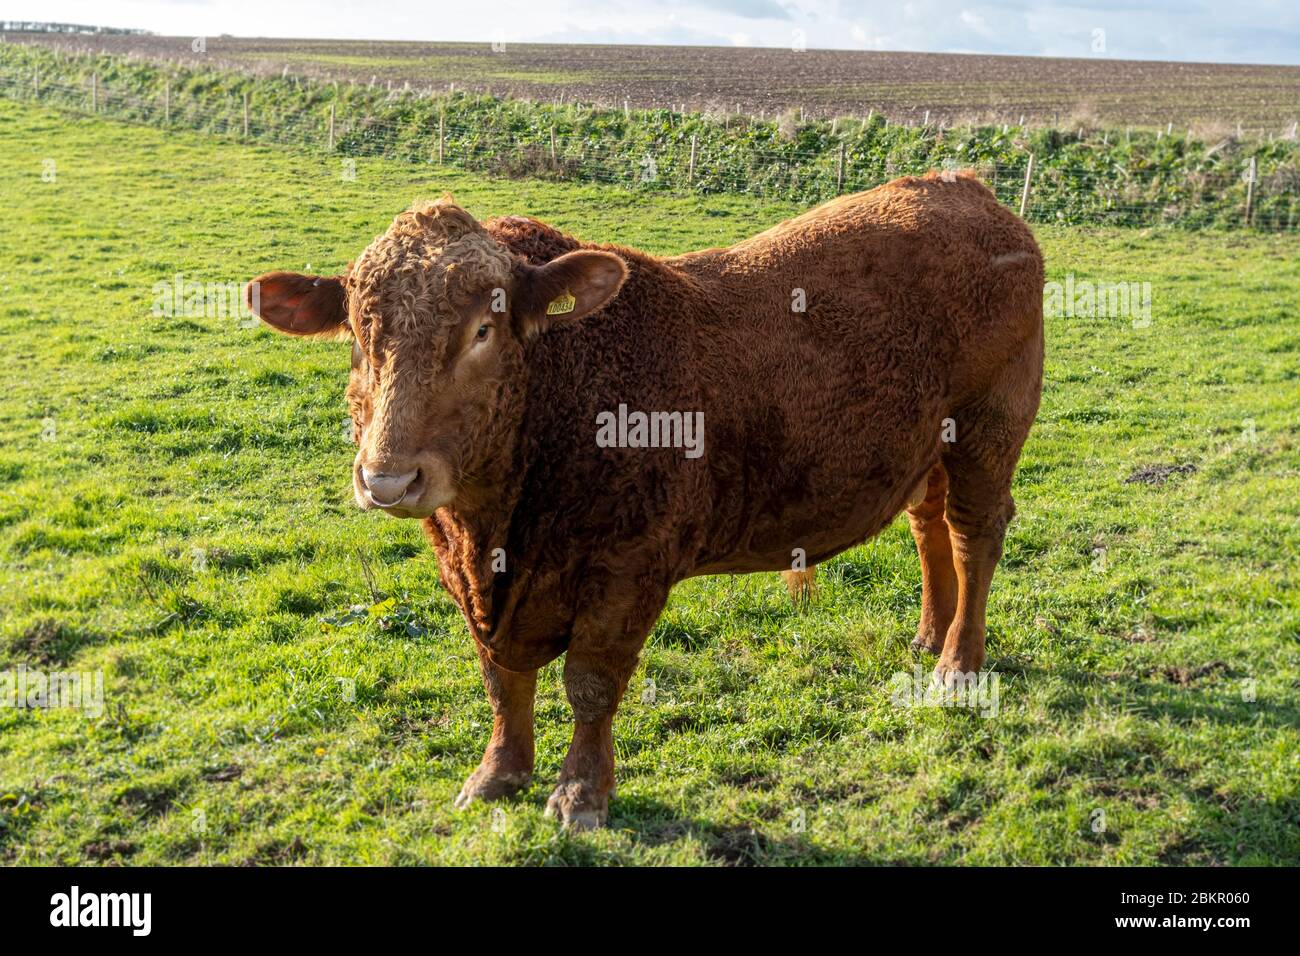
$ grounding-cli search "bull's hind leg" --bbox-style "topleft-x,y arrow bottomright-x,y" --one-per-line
781,566 -> 817,606
907,463 -> 957,654
937,342 -> 1042,684
454,645 -> 537,808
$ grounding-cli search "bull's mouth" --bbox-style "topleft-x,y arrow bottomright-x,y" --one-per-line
353,471 -> 450,519
360,490 -> 437,519
374,504 -> 437,519
353,454 -> 455,519
368,490 -> 410,509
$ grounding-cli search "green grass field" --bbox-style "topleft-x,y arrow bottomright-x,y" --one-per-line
0,99 -> 1297,865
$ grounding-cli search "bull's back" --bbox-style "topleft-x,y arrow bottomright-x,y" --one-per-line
677,173 -> 1043,574
693,172 -> 1039,350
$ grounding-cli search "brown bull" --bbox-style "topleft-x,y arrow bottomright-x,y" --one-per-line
248,171 -> 1044,829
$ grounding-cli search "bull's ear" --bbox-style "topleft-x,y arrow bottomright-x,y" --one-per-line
246,271 -> 349,337
513,250 -> 627,335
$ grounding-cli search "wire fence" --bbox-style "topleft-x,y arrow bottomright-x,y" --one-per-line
2,64 -> 1297,231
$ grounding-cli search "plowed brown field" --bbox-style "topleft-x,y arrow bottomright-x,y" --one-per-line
8,32 -> 1299,130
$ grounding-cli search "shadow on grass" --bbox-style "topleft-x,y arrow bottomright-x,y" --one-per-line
602,793 -> 895,865
1029,660 -> 1299,731
1017,661 -> 1300,863
470,784 -> 898,865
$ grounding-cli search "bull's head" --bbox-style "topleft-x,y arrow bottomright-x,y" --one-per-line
247,198 -> 627,518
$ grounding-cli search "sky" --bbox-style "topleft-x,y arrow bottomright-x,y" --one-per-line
6,1 -> 1300,65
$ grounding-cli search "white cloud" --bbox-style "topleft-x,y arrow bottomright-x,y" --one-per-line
959,10 -> 995,40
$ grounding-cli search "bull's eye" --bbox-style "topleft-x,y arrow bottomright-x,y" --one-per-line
476,324 -> 490,341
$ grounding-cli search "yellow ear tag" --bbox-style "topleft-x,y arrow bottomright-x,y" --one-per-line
546,291 -> 577,316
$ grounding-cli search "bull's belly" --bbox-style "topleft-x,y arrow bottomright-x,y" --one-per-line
688,476 -> 916,576
685,374 -> 944,578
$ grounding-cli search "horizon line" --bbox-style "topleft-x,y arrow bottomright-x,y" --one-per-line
3,25 -> 1298,70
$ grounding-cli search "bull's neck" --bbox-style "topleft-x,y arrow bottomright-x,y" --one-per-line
421,376 -> 530,646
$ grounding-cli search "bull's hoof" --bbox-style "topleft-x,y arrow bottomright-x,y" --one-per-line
910,627 -> 946,655
932,657 -> 984,691
544,779 -> 611,831
453,767 -> 532,809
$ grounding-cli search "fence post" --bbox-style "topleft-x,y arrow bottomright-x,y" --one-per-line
688,133 -> 697,185
243,91 -> 250,139
164,81 -> 170,124
836,141 -> 846,194
328,103 -> 335,150
91,72 -> 97,112
1244,156 -> 1256,227
1019,153 -> 1035,219
549,125 -> 557,165
438,108 -> 445,164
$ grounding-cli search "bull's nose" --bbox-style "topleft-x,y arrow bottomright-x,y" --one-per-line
360,466 -> 419,507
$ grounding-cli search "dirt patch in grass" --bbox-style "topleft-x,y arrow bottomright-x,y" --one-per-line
1124,463 -> 1198,486
201,764 -> 243,783
1123,622 -> 1160,643
1156,661 -> 1229,686
9,619 -> 89,665
82,838 -> 138,861
242,836 -> 309,866
717,768 -> 779,791
115,785 -> 177,819
703,825 -> 773,865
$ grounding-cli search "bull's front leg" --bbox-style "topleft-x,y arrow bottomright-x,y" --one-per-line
545,586 -> 667,830
454,643 -> 537,808
544,647 -> 638,830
